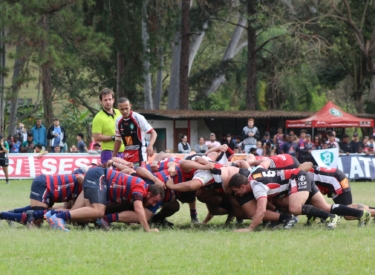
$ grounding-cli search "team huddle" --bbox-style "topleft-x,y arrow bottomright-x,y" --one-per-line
0,146 -> 374,232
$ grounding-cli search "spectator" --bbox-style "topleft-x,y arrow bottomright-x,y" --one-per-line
339,134 -> 352,155
9,134 -> 21,153
34,144 -> 43,154
332,131 -> 340,142
47,118 -> 67,152
281,134 -> 298,158
299,134 -> 314,162
222,134 -> 236,150
249,147 -> 259,156
261,132 -> 273,146
233,135 -> 243,151
255,141 -> 263,156
350,132 -> 364,153
93,143 -> 101,151
21,133 -> 37,153
16,123 -> 28,143
205,133 -> 221,149
368,136 -> 375,148
363,136 -> 369,149
242,118 -> 260,153
233,145 -> 241,154
263,141 -> 276,157
31,118 -> 47,148
312,136 -> 322,150
70,145 -> 78,153
298,129 -> 307,147
364,143 -> 375,155
54,146 -> 61,153
6,135 -> 13,152
77,133 -> 88,153
326,130 -> 339,149
0,134 -> 10,184
178,135 -> 191,153
357,145 -> 364,154
273,127 -> 284,146
194,136 -> 208,153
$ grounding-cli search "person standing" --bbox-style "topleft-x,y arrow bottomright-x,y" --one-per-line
9,134 -> 21,153
350,132 -> 364,153
77,133 -> 88,153
31,118 -> 47,148
47,118 -> 67,152
92,88 -> 125,164
178,135 -> 191,153
281,134 -> 299,158
241,118 -> 260,153
0,134 -> 10,184
112,97 -> 157,165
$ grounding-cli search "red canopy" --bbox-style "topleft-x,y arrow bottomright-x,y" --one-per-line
285,101 -> 374,128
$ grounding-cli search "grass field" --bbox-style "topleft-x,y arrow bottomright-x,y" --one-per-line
1,180 -> 375,275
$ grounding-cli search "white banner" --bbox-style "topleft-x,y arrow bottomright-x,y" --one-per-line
311,148 -> 339,168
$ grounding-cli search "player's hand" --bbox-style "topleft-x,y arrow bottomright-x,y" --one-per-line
154,178 -> 166,189
147,145 -> 154,157
148,228 -> 159,232
168,166 -> 176,176
107,160 -> 114,167
150,162 -> 159,172
234,228 -> 253,232
219,144 -> 228,152
204,162 -> 215,170
166,177 -> 174,189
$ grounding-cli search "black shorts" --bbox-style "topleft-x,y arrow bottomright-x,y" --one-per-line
0,158 -> 8,167
83,167 -> 108,205
290,171 -> 319,197
236,192 -> 255,206
333,191 -> 353,205
30,175 -> 53,207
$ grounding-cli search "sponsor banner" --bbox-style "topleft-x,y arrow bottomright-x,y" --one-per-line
311,148 -> 339,168
338,154 -> 375,180
0,153 -> 100,179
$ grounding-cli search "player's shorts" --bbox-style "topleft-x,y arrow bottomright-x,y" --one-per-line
30,175 -> 52,207
289,171 -> 319,197
333,191 -> 353,205
100,150 -> 124,164
0,158 -> 9,167
236,192 -> 256,206
83,167 -> 108,205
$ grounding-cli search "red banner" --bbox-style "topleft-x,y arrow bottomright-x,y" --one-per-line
0,153 -> 100,179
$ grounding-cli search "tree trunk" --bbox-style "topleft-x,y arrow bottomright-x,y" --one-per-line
246,1 -> 257,110
40,14 -> 54,128
8,45 -> 26,136
188,21 -> 208,76
179,0 -> 190,110
116,51 -> 125,102
142,0 -> 153,110
204,16 -> 246,96
167,32 -> 181,110
154,46 -> 163,110
0,28 -> 5,134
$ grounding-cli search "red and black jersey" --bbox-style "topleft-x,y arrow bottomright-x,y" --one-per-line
255,154 -> 300,170
46,174 -> 82,203
308,166 -> 351,197
106,169 -> 148,203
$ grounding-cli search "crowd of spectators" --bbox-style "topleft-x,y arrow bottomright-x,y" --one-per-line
1,118 -> 101,155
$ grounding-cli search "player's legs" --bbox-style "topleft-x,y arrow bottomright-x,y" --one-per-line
29,175 -> 50,209
2,166 -> 9,183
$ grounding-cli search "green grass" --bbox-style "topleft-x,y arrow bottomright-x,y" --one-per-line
1,180 -> 375,274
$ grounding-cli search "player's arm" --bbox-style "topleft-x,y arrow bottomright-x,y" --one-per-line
166,178 -> 202,192
205,144 -> 228,155
135,167 -> 165,188
248,158 -> 271,169
153,152 -> 174,163
179,160 -> 214,172
147,129 -> 157,157
112,139 -> 122,157
133,200 -> 155,232
76,175 -> 84,185
110,157 -> 134,168
235,197 -> 267,233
